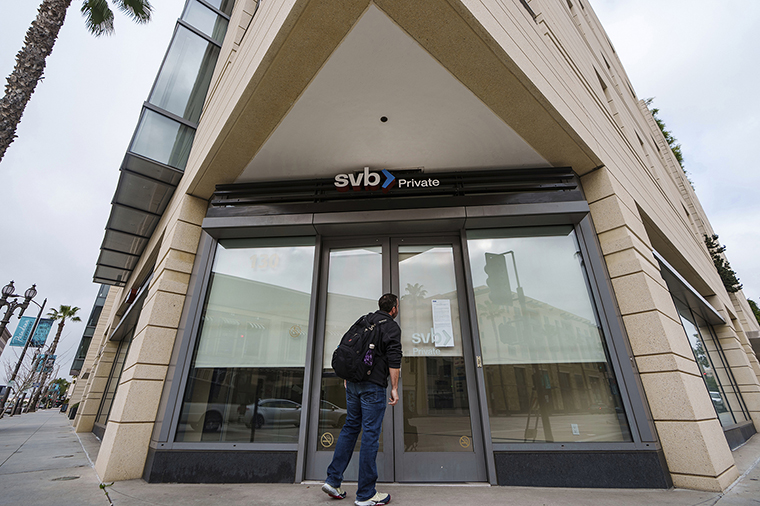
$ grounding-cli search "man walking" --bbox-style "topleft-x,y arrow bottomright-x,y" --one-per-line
322,293 -> 402,506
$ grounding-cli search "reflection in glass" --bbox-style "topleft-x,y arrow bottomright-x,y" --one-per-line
398,245 -> 473,452
149,25 -> 221,123
175,238 -> 315,443
130,109 -> 195,169
467,227 -> 632,443
698,316 -> 749,425
318,247 -> 383,452
674,298 -> 748,426
182,0 -> 228,43
204,0 -> 234,15
96,331 -> 133,425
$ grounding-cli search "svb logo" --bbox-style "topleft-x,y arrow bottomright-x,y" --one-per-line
334,167 -> 396,193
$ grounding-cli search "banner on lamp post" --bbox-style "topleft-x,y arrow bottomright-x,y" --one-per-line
8,317 -> 54,347
43,355 -> 56,373
34,354 -> 56,373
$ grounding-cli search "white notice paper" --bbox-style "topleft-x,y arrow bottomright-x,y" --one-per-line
431,299 -> 454,347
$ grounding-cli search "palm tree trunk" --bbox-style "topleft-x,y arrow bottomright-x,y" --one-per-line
0,0 -> 73,162
28,320 -> 64,412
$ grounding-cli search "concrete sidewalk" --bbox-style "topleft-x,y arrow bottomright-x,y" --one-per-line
1,410 -> 759,506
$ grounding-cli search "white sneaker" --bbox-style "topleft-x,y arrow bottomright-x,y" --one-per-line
355,492 -> 391,506
322,482 -> 347,499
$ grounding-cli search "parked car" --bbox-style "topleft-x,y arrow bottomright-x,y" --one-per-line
710,391 -> 727,412
179,401 -> 242,433
320,400 -> 348,428
244,399 -> 302,429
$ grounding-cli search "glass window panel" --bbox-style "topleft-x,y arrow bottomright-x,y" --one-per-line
696,318 -> 749,424
467,227 -> 632,443
318,247 -> 383,452
674,301 -> 736,426
96,331 -> 134,425
182,0 -> 228,43
176,237 -> 316,443
203,0 -> 234,15
88,302 -> 105,328
149,26 -> 221,123
71,335 -> 90,373
130,109 -> 195,169
673,297 -> 749,426
398,245 -> 473,452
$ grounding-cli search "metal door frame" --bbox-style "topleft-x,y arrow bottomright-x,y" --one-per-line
390,235 -> 488,482
304,234 -> 489,482
304,236 -> 394,481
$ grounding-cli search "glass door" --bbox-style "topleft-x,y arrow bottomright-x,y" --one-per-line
392,239 -> 486,482
305,240 -> 393,482
305,237 -> 486,482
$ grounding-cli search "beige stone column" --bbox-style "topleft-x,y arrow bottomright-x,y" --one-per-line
728,293 -> 760,382
582,168 -> 738,491
94,193 -> 206,482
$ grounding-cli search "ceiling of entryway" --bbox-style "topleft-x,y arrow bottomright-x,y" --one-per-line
235,5 -> 549,182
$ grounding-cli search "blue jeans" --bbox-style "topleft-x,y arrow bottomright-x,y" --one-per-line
326,381 -> 387,501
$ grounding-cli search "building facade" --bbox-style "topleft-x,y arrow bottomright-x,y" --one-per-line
69,285 -> 110,378
69,0 -> 760,491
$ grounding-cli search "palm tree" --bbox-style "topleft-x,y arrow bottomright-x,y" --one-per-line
0,0 -> 152,162
402,283 -> 427,306
402,283 -> 427,330
27,305 -> 80,412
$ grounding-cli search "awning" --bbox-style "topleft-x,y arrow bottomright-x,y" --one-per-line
94,153 -> 183,286
92,1 -> 233,286
654,250 -> 725,326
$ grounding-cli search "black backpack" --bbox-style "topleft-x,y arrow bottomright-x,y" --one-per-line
331,314 -> 387,382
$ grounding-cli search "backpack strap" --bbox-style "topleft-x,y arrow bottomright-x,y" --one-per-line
368,318 -> 389,354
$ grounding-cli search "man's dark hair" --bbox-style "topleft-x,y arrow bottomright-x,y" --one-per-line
378,293 -> 398,313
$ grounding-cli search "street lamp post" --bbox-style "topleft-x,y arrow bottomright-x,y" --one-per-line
486,251 -> 554,442
0,281 -> 35,336
22,350 -> 44,414
0,281 -> 43,419
5,298 -> 46,418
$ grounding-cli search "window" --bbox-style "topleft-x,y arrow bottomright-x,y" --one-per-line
203,0 -> 234,16
130,109 -> 195,169
175,237 -> 316,443
182,0 -> 229,43
95,330 -> 133,426
467,227 -> 632,443
673,297 -> 750,427
149,25 -> 221,123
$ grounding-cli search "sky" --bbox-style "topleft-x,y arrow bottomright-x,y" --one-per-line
0,0 -> 187,383
1,1 -> 759,383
